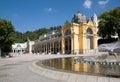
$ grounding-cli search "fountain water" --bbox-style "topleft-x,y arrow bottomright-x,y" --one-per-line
99,42 -> 120,56
41,56 -> 120,77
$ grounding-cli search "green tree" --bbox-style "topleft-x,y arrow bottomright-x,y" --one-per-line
0,19 -> 15,57
12,26 -> 62,43
12,31 -> 24,43
109,7 -> 120,38
98,7 -> 120,39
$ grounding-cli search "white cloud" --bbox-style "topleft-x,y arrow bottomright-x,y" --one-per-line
98,0 -> 109,6
83,0 -> 92,9
44,8 -> 53,12
48,8 -> 52,12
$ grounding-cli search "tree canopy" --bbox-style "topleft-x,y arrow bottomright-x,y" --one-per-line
98,7 -> 120,39
13,26 -> 61,43
0,18 -> 61,56
0,19 -> 15,55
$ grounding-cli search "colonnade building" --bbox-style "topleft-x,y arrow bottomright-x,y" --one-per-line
32,12 -> 98,54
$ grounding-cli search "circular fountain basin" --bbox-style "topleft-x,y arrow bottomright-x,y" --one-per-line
36,56 -> 120,78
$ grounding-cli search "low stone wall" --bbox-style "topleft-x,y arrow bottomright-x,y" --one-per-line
29,61 -> 120,82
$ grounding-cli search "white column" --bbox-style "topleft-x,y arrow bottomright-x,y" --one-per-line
13,49 -> 15,53
29,44 -> 31,54
46,43 -> 47,54
43,44 -> 44,53
12,49 -> 13,53
50,42 -> 51,54
53,42 -> 54,54
44,44 -> 45,54
0,48 -> 1,57
40,44 -> 42,53
48,43 -> 50,54
20,49 -> 22,54
58,41 -> 60,53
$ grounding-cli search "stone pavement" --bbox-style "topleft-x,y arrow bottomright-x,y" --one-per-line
0,53 -> 70,82
0,53 -> 120,82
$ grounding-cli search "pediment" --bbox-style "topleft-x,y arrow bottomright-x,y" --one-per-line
87,19 -> 95,26
62,20 -> 71,30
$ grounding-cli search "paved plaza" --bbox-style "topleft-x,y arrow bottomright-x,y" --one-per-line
0,53 -> 70,82
0,53 -> 120,82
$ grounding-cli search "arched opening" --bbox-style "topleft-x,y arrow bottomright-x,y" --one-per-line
64,37 -> 71,54
64,29 -> 71,36
14,44 -> 23,54
64,29 -> 71,54
86,28 -> 94,49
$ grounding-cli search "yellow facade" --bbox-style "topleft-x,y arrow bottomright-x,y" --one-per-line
61,19 -> 98,54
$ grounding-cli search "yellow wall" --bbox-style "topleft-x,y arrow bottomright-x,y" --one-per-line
62,19 -> 98,54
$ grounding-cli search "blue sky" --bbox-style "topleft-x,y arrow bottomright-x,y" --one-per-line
0,0 -> 120,32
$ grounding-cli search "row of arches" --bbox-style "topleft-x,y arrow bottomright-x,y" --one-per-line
33,27 -> 95,54
64,27 -> 93,36
63,27 -> 94,53
33,39 -> 61,54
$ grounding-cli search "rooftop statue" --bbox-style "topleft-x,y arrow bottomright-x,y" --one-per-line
91,13 -> 98,26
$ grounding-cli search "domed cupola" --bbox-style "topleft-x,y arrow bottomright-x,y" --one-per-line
72,11 -> 87,24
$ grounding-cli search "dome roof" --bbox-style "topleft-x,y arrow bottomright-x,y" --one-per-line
72,11 -> 86,24
76,13 -> 82,18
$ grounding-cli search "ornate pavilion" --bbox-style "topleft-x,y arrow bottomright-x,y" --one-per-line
32,12 -> 98,54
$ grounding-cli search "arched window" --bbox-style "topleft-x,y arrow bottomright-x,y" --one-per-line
64,29 -> 71,36
87,28 -> 93,35
17,44 -> 21,48
86,27 -> 93,49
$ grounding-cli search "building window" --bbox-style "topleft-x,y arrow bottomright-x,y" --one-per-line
64,29 -> 71,36
87,27 -> 93,35
86,27 -> 93,49
17,44 -> 21,48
